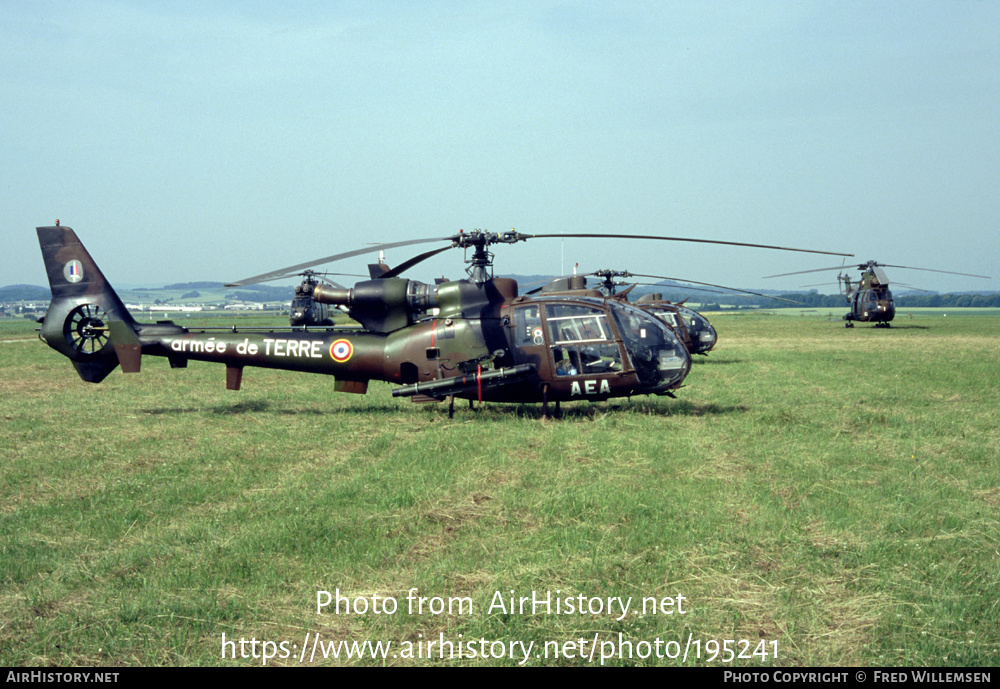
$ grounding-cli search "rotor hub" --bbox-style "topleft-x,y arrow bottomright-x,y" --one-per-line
452,229 -> 527,283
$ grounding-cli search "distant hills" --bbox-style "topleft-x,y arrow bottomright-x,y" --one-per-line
0,284 -> 50,301
162,282 -> 225,290
2,279 -> 998,308
0,282 -> 294,304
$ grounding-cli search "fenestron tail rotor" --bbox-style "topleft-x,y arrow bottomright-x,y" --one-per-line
64,304 -> 110,356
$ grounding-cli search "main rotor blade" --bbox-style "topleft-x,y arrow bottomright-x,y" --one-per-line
379,245 -> 455,279
629,281 -> 753,298
231,269 -> 369,285
872,264 -> 991,279
766,263 -> 991,280
226,236 -> 453,287
228,229 -> 855,288
535,268 -> 804,303
519,232 -> 853,257
629,273 -> 803,304
524,278 -> 748,299
891,282 -> 933,293
763,265 -> 854,279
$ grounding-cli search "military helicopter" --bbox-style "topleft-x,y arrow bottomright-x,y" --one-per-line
534,269 -> 801,354
36,224 -> 850,417
634,294 -> 718,354
233,268 -> 367,327
765,260 -> 990,328
532,270 -> 719,354
288,271 -> 337,326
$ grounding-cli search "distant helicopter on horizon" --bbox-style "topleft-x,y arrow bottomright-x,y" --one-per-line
766,260 -> 991,327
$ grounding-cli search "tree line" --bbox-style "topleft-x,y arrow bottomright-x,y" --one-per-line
632,287 -> 1000,309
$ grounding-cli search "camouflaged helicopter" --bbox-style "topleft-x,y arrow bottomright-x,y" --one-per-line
288,271 -> 337,326
284,254 -> 392,327
766,261 -> 991,328
36,224 -> 850,417
531,269 -> 803,355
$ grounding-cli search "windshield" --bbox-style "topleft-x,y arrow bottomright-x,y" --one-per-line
610,301 -> 690,390
676,306 -> 717,347
544,303 -> 623,377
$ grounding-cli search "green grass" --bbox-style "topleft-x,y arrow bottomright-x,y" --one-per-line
1,311 -> 998,666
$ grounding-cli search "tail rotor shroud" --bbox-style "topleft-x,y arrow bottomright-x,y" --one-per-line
64,304 -> 110,357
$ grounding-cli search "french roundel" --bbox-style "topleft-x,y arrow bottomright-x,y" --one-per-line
330,339 -> 353,362
63,260 -> 84,283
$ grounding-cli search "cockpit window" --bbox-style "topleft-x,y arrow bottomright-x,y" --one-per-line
543,304 -> 622,376
514,305 -> 544,346
545,304 -> 612,344
653,309 -> 679,328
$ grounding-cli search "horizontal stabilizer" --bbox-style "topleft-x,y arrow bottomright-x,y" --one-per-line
109,320 -> 141,373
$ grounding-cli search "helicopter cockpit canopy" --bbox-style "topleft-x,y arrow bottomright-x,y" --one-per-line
512,297 -> 690,394
606,299 -> 690,390
677,306 -> 717,348
866,288 -> 893,308
647,304 -> 717,350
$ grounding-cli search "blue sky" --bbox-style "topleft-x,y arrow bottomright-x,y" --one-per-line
4,1 -> 997,293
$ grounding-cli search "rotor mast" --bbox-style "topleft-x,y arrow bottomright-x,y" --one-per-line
592,269 -> 629,294
455,229 -> 524,284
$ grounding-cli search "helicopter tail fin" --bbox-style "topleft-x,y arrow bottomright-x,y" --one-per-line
36,224 -> 141,383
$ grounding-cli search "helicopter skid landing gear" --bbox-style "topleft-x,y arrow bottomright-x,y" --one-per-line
446,396 -> 476,419
541,386 -> 563,420
446,395 -> 476,417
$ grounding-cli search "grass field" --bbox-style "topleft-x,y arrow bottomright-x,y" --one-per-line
1,310 -> 998,666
